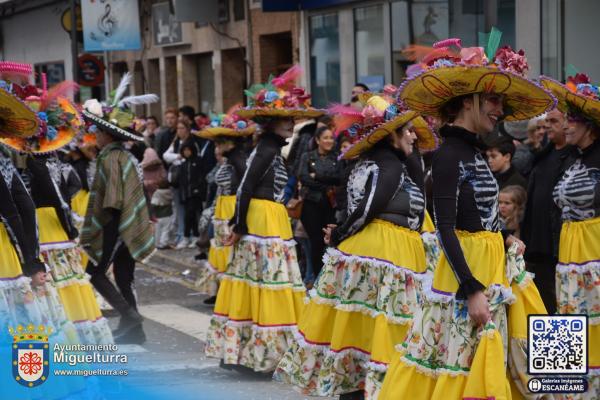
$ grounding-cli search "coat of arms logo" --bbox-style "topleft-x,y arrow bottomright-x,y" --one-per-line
9,324 -> 52,388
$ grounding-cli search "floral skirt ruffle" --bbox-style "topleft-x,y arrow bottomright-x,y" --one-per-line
380,231 -> 547,400
275,219 -> 428,398
204,199 -> 305,372
196,195 -> 236,296
555,217 -> 600,400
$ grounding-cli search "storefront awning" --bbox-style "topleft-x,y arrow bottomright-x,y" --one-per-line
262,0 -> 361,12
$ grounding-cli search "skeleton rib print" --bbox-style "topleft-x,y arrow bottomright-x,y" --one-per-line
553,159 -> 600,221
458,153 -> 500,231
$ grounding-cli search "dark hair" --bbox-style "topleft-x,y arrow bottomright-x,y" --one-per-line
489,138 -> 516,159
179,105 -> 196,120
314,126 -> 331,140
195,112 -> 208,119
354,83 -> 370,91
177,118 -> 191,131
180,139 -> 197,157
147,116 -> 158,125
439,95 -> 470,124
318,114 -> 333,128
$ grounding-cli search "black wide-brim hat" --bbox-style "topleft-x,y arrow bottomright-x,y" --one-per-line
82,110 -> 144,142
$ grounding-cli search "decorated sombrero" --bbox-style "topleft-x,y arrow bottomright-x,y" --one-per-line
236,65 -> 324,120
82,72 -> 158,142
195,105 -> 255,140
331,95 -> 437,160
398,29 -> 556,122
540,73 -> 600,126
0,62 -> 41,139
0,74 -> 80,153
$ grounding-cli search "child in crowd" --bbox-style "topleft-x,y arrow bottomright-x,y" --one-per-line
177,140 -> 206,249
499,185 -> 527,238
151,179 -> 174,250
486,137 -> 528,190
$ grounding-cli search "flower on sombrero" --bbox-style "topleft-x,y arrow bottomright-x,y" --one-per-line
398,27 -> 556,122
0,73 -> 81,153
81,72 -> 159,142
540,71 -> 600,127
195,105 -> 256,140
236,65 -> 324,120
331,94 -> 437,160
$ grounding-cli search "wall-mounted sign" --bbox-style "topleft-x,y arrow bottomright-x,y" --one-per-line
153,2 -> 184,46
78,54 -> 105,87
81,0 -> 142,51
61,5 -> 83,33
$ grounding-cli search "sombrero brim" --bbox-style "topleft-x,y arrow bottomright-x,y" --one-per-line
412,115 -> 439,153
82,110 -> 144,142
341,111 -> 419,160
194,126 -> 256,140
0,87 -> 40,139
236,108 -> 325,119
540,76 -> 600,126
0,97 -> 81,154
399,65 -> 556,121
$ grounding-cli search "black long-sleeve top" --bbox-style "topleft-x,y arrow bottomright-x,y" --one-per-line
231,132 -> 288,235
330,142 -> 425,246
217,145 -> 248,196
71,157 -> 90,191
0,152 -> 45,276
26,155 -> 78,240
553,138 -> 600,222
298,149 -> 341,203
432,125 -> 501,299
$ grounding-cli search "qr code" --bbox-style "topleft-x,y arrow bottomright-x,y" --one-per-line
528,315 -> 587,374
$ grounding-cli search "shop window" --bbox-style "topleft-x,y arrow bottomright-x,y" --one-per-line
234,0 -> 245,20
354,4 -> 385,92
309,13 -> 340,107
197,54 -> 215,114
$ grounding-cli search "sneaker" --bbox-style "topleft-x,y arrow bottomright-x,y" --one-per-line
175,238 -> 189,249
188,237 -> 199,248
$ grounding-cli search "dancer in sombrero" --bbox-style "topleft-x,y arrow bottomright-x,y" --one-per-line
540,73 -> 600,399
81,73 -> 158,344
379,33 -> 555,399
204,65 -> 322,372
0,72 -> 113,345
193,108 -> 254,303
274,94 -> 436,399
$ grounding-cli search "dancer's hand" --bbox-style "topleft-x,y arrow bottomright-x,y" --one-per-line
322,224 -> 337,245
223,231 -> 242,246
506,235 -> 526,255
467,291 -> 491,326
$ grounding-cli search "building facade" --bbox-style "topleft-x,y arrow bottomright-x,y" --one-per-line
0,0 -> 597,119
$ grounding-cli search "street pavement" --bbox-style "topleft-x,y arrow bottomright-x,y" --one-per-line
101,247 -> 329,400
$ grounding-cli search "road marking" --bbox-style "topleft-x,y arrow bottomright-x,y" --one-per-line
116,344 -> 148,354
127,360 -> 220,372
138,303 -> 212,341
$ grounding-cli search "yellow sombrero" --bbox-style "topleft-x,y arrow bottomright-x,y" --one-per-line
334,95 -> 437,160
540,75 -> 600,126
0,86 -> 40,139
398,32 -> 555,122
237,64 -> 325,120
195,106 -> 257,140
0,97 -> 82,154
400,65 -> 555,122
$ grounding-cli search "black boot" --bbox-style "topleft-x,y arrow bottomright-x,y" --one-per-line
203,295 -> 217,305
114,320 -> 146,344
339,390 -> 365,400
112,307 -> 144,339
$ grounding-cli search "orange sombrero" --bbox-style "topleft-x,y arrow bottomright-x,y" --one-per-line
236,65 -> 325,120
540,73 -> 600,126
398,31 -> 556,122
0,74 -> 82,154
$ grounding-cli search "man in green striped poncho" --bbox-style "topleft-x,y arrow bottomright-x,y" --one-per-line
81,124 -> 155,345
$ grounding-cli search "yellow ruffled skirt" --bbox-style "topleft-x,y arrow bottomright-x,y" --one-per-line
555,217 -> 600,399
204,199 -> 304,372
380,230 -> 547,400
37,207 -> 113,344
275,219 -> 428,398
0,222 -> 79,344
195,195 -> 235,295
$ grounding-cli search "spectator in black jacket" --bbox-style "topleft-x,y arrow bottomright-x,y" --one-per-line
299,126 -> 341,277
521,109 -> 575,314
153,108 -> 178,165
177,139 -> 206,249
486,137 -> 528,190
